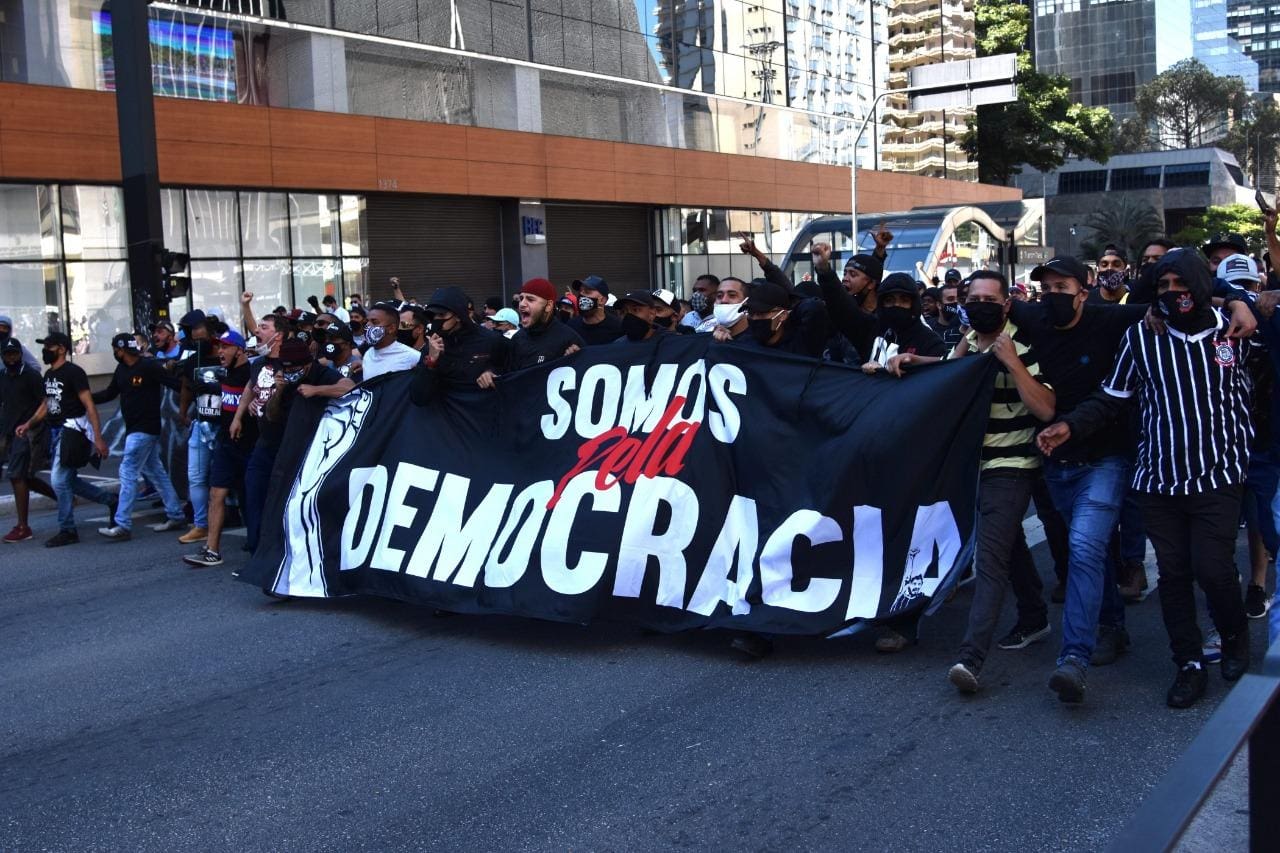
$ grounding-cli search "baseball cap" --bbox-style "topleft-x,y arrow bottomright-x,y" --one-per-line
1029,256 -> 1090,288
1,337 -> 23,354
845,254 -> 883,284
943,268 -> 962,284
743,281 -> 792,314
571,274 -> 610,298
652,289 -> 677,309
493,308 -> 520,326
616,290 -> 656,308
278,339 -> 313,366
1204,233 -> 1249,257
217,329 -> 247,349
1219,253 -> 1262,284
110,332 -> 142,352
37,331 -> 73,349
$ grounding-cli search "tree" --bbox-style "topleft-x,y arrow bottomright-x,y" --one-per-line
1110,116 -> 1153,155
1172,204 -> 1265,254
1078,197 -> 1165,262
1135,59 -> 1248,149
960,0 -> 1115,185
1221,97 -> 1280,193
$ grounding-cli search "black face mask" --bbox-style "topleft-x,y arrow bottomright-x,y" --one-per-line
1042,292 -> 1080,328
940,303 -> 960,321
350,320 -> 364,334
878,306 -> 914,333
963,302 -> 1006,335
396,329 -> 419,347
749,317 -> 778,344
577,296 -> 598,314
621,312 -> 651,342
1158,290 -> 1212,332
42,347 -> 58,365
654,314 -> 674,329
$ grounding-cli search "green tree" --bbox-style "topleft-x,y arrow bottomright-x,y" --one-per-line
1135,59 -> 1248,149
1172,204 -> 1265,254
1221,97 -> 1280,192
1078,197 -> 1165,262
960,0 -> 1114,185
1110,116 -> 1153,155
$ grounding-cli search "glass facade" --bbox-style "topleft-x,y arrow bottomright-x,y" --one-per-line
0,182 -> 366,374
1228,1 -> 1280,94
0,1 -> 903,169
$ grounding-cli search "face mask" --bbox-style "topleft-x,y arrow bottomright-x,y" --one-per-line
940,303 -> 960,320
749,311 -> 782,344
255,333 -> 275,357
365,324 -> 386,346
1157,290 -> 1209,332
42,347 -> 58,365
282,368 -> 306,383
690,291 -> 709,314
1098,269 -> 1127,291
350,320 -> 364,334
878,306 -> 914,332
654,314 -> 674,329
621,312 -> 651,341
397,329 -> 418,347
963,302 -> 1006,335
322,343 -> 339,359
577,296 -> 598,313
713,302 -> 745,326
1042,292 -> 1080,328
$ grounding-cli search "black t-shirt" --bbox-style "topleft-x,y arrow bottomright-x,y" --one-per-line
92,357 -> 175,436
43,361 -> 90,428
257,361 -> 343,450
0,364 -> 45,437
219,360 -> 257,447
192,363 -> 225,424
568,311 -> 623,347
1010,300 -> 1148,462
925,316 -> 965,349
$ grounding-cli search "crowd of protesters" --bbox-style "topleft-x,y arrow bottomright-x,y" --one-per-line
4,215 -> 1280,711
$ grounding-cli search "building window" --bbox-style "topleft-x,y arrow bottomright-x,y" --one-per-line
1058,170 -> 1108,194
1110,166 -> 1162,191
1089,71 -> 1137,106
1164,163 -> 1212,187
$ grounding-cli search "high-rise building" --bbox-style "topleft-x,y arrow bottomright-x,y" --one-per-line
882,0 -> 979,181
1034,0 -> 1257,122
0,1 -> 1018,373
1226,1 -> 1280,93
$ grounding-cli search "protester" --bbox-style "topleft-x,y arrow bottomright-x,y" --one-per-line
399,305 -> 429,353
862,273 -> 947,372
680,274 -> 720,330
322,294 -> 350,324
91,333 -> 186,540
1203,233 -> 1250,275
652,289 -> 681,332
925,280 -> 964,348
361,303 -> 423,379
508,278 -> 585,369
1039,249 -> 1254,708
567,275 -> 623,346
1,337 -> 55,543
736,279 -> 828,357
183,330 -> 256,568
349,305 -> 368,348
0,315 -> 40,372
14,332 -> 113,547
411,286 -> 508,401
710,278 -> 751,341
1089,246 -> 1130,304
491,308 -> 519,337
921,287 -> 940,321
318,323 -> 362,380
613,291 -> 670,344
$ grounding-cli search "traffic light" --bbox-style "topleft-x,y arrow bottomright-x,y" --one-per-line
158,248 -> 190,301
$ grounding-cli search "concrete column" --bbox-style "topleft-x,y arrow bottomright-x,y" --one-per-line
500,200 -> 549,297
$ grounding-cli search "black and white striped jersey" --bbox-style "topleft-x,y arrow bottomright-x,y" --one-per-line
1103,310 -> 1255,495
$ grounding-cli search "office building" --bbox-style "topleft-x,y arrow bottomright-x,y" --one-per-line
1227,1 -> 1280,93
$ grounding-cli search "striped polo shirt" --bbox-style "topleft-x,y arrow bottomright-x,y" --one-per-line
954,320 -> 1048,472
1103,309 -> 1255,495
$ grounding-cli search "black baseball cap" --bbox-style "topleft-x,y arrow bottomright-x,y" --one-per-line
37,332 -> 73,349
110,332 -> 141,352
845,254 -> 883,284
1203,233 -> 1249,257
616,290 -> 656,308
743,281 -> 792,314
1,337 -> 23,354
571,275 -> 610,298
943,268 -> 963,284
1029,256 -> 1090,288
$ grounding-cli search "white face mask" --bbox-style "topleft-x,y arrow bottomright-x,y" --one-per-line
713,301 -> 745,326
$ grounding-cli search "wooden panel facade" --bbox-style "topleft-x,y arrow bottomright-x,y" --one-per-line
0,82 -> 1022,213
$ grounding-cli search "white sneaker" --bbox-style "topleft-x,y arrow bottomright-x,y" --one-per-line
150,518 -> 187,532
1202,629 -> 1222,663
97,525 -> 132,541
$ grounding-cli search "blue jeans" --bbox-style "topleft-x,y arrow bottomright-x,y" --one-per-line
115,432 -> 184,530
187,423 -> 214,529
49,426 -> 112,532
1044,456 -> 1131,667
243,442 -> 278,553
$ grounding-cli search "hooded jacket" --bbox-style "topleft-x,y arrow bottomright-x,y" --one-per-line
409,287 -> 510,405
1151,248 -> 1217,332
870,273 -> 947,362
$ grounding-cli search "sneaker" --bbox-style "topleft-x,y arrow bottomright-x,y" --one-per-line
44,529 -> 79,548
2,524 -> 33,544
1050,581 -> 1066,604
1202,629 -> 1222,663
729,633 -> 774,660
1246,584 -> 1271,620
183,548 -> 223,568
997,622 -> 1051,650
1221,630 -> 1250,682
948,661 -> 981,694
1167,661 -> 1208,709
875,628 -> 914,653
1049,658 -> 1087,704
1091,625 -> 1131,667
177,526 -> 208,544
150,517 -> 187,533
97,525 -> 132,541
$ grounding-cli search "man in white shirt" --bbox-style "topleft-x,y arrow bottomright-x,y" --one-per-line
322,295 -> 351,324
360,302 -> 422,379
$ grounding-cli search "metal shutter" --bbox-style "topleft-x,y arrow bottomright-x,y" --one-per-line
546,204 -> 653,293
365,195 -> 502,303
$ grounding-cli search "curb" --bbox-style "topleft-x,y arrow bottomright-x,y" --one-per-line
0,477 -> 121,518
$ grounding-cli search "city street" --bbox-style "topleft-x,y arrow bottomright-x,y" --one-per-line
0,499 -> 1260,851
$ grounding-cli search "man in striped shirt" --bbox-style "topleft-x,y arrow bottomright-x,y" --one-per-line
1039,248 -> 1254,709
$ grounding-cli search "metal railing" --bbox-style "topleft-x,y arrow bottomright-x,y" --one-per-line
1106,637 -> 1280,853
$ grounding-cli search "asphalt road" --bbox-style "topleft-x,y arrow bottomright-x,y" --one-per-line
0,500 -> 1263,852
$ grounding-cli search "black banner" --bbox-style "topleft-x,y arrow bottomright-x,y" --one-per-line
239,335 -> 996,636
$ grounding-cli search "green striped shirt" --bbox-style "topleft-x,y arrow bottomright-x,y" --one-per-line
953,320 -> 1049,472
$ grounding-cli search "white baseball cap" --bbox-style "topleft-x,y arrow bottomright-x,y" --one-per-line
1219,253 -> 1261,284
